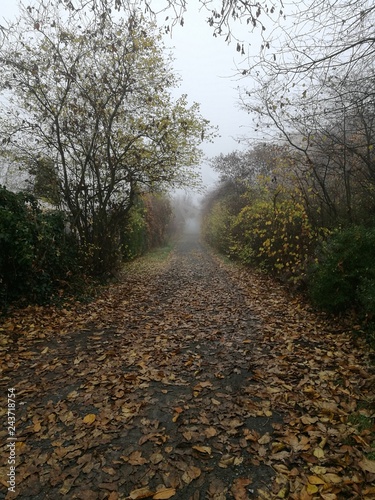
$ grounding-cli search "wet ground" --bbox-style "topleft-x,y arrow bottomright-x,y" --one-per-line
1,230 -> 374,499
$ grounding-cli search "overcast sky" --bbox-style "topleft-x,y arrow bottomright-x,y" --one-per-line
0,1 -> 267,189
161,5 -> 252,187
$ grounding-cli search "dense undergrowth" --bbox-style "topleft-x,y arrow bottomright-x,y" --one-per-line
0,186 -> 173,312
202,181 -> 375,350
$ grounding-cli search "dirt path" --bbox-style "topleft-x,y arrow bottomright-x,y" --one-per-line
1,231 -> 374,499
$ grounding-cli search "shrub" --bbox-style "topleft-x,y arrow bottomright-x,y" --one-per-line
231,196 -> 320,283
0,186 -> 80,307
308,225 -> 375,315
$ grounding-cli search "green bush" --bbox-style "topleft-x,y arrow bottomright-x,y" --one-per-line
308,226 -> 375,315
0,186 -> 80,307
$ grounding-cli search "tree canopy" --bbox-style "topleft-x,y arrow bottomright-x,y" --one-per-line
0,0 -> 214,274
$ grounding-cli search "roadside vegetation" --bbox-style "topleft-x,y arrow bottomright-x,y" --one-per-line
0,0 -> 213,311
0,186 -> 177,311
202,142 -> 375,349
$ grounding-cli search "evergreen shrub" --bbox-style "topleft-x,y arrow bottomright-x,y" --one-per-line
308,225 -> 375,315
0,187 -> 79,307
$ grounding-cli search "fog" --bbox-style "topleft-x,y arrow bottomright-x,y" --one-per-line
184,214 -> 201,235
171,191 -> 203,237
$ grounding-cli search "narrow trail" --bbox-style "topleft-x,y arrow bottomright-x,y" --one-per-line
1,231 -> 374,499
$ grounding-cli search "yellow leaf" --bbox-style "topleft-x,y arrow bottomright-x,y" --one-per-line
323,473 -> 342,484
311,466 -> 326,475
308,475 -> 326,485
276,485 -> 289,499
306,483 -> 319,494
129,487 -> 155,499
359,458 -> 375,473
153,488 -> 176,499
83,413 -> 96,424
313,447 -> 325,459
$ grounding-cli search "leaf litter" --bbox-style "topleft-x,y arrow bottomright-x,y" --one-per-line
0,232 -> 374,499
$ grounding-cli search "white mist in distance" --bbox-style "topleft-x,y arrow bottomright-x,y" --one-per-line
171,192 -> 203,236
184,213 -> 201,234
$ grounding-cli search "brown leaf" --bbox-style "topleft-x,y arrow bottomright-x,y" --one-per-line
204,426 -> 217,438
258,433 -> 271,445
150,452 -> 164,465
33,421 -> 42,432
129,487 -> 155,499
231,478 -> 252,500
192,445 -> 212,456
127,450 -> 147,466
153,488 -> 176,499
182,465 -> 201,484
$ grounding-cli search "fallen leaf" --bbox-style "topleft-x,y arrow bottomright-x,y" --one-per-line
82,413 -> 96,424
127,450 -> 147,466
204,426 -> 217,438
182,465 -> 201,484
33,421 -> 42,432
306,483 -> 319,494
308,475 -> 326,485
313,447 -> 325,459
153,488 -> 176,499
258,433 -> 271,445
231,478 -> 252,500
323,473 -> 342,484
359,457 -> 375,473
150,452 -> 164,465
192,445 -> 212,456
129,487 -> 155,499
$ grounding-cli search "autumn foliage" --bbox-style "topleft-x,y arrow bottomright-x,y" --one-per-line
203,143 -> 375,346
203,181 -> 322,285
